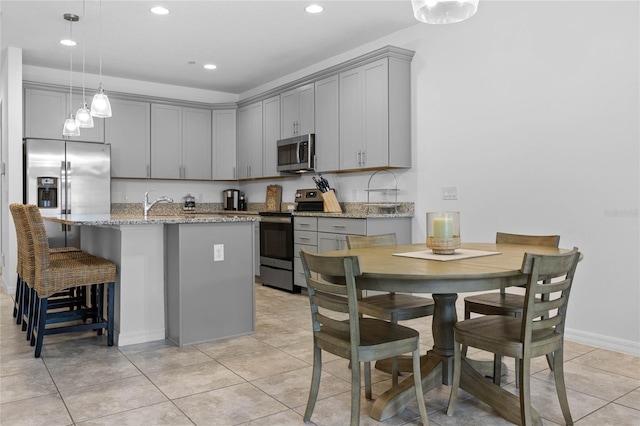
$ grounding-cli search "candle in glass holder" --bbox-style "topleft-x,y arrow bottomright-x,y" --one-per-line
426,211 -> 461,254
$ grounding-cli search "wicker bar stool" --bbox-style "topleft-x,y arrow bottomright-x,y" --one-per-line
9,204 -> 83,335
23,204 -> 117,357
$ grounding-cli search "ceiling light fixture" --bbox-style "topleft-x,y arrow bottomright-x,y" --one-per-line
203,64 -> 217,70
305,4 -> 324,14
411,0 -> 478,24
62,13 -> 80,137
75,0 -> 94,128
91,0 -> 112,118
59,39 -> 77,47
150,6 -> 170,15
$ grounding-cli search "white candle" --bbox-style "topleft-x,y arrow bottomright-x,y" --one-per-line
433,217 -> 454,238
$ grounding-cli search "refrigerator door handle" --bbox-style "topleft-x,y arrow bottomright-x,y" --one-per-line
60,160 -> 67,214
66,161 -> 71,214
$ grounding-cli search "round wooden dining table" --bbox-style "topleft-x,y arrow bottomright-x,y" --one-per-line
323,242 -> 572,425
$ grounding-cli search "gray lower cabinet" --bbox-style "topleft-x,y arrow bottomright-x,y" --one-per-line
166,222 -> 255,346
293,216 -> 411,288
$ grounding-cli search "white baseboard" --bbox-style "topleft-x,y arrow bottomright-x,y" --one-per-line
565,328 -> 640,357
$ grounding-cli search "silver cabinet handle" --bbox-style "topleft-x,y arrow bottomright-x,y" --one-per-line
332,225 -> 346,228
299,237 -> 311,241
147,164 -> 150,177
362,150 -> 366,167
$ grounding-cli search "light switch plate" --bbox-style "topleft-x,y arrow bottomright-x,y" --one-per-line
442,186 -> 458,200
214,244 -> 224,261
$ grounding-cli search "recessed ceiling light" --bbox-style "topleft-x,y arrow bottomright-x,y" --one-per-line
305,4 -> 324,14
60,39 -> 77,46
150,6 -> 170,15
203,64 -> 217,70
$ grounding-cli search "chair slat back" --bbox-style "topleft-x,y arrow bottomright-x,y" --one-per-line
496,232 -> 560,248
520,248 -> 580,343
346,233 -> 397,249
23,204 -> 52,279
300,248 -> 362,345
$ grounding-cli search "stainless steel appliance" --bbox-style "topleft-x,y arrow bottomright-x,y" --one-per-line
24,139 -> 111,248
223,189 -> 242,210
259,189 -> 325,292
276,134 -> 315,173
259,212 -> 296,292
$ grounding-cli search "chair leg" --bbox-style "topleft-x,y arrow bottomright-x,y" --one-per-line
26,288 -> 37,340
493,354 -> 502,385
412,347 -> 429,425
21,286 -> 32,333
446,339 -> 462,416
303,346 -> 322,422
33,297 -> 48,358
350,355 -> 361,426
461,307 -> 470,357
364,361 -> 372,400
107,282 -> 115,346
518,357 -> 533,425
96,284 -> 104,336
546,353 -> 555,371
13,276 -> 22,321
552,348 -> 573,425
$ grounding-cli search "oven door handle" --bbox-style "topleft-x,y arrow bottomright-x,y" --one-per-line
259,216 -> 292,224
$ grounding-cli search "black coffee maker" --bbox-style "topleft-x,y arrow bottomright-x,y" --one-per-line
223,189 -> 241,210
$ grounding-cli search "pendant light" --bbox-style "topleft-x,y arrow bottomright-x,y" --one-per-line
90,0 -> 112,118
62,13 -> 80,137
411,0 -> 479,24
76,0 -> 94,128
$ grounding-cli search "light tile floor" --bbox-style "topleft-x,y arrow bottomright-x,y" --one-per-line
1,282 -> 639,425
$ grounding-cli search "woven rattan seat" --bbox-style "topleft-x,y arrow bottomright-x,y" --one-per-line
10,204 -> 88,339
23,204 -> 117,357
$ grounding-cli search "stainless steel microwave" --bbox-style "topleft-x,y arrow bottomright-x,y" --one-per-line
277,134 -> 315,173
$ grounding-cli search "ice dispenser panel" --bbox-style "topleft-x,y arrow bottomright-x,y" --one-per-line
37,177 -> 58,208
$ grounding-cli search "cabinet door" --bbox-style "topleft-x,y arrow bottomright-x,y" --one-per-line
151,104 -> 182,179
24,88 -> 67,139
280,88 -> 298,139
362,58 -> 389,169
105,98 -> 151,178
314,75 -> 340,172
212,109 -> 237,179
339,68 -> 363,170
297,83 -> 315,135
183,107 -> 212,180
237,102 -> 262,179
262,95 -> 280,178
318,232 -> 348,252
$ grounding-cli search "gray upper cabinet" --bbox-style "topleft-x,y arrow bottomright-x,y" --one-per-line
105,98 -> 151,178
212,109 -> 237,180
339,57 -> 411,171
182,107 -> 212,180
237,102 -> 263,179
262,95 -> 281,178
24,87 -> 105,143
314,75 -> 340,172
280,83 -> 314,139
151,104 -> 212,180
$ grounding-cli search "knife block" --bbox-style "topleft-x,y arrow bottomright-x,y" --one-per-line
321,190 -> 342,213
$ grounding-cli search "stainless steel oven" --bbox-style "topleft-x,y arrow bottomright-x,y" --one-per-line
259,212 -> 297,292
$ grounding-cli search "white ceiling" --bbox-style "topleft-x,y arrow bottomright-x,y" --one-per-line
1,1 -> 419,94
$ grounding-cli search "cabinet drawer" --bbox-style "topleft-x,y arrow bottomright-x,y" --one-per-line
294,243 -> 318,258
294,216 -> 318,231
318,218 -> 366,235
294,230 -> 318,246
293,257 -> 308,288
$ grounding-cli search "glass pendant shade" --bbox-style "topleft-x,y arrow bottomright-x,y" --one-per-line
91,85 -> 112,117
76,102 -> 94,128
62,114 -> 80,136
412,0 -> 478,24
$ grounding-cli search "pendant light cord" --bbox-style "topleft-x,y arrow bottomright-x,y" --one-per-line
98,0 -> 103,83
69,19 -> 73,113
81,0 -> 86,102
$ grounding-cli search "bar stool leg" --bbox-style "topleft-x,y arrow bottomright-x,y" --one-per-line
34,297 -> 48,358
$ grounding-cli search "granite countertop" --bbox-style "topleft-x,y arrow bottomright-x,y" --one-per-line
42,213 -> 259,226
292,211 -> 413,218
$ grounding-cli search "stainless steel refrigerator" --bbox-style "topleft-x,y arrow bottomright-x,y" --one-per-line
24,139 -> 111,248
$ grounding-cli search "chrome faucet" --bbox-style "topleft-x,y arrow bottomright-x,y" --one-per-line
143,189 -> 173,217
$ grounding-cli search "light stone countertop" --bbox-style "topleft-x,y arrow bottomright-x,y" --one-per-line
42,213 -> 259,226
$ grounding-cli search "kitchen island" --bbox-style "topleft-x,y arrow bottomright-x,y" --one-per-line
43,213 -> 259,347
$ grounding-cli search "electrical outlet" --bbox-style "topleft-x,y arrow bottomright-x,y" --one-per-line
214,244 -> 224,261
442,186 -> 458,200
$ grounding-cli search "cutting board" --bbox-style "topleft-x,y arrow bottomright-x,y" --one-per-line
265,185 -> 282,212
